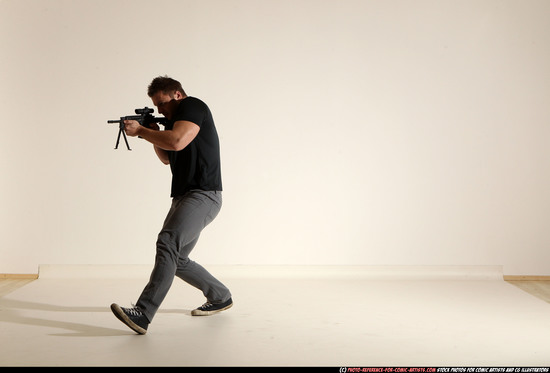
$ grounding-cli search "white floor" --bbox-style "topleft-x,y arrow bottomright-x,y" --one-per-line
1,265 -> 550,367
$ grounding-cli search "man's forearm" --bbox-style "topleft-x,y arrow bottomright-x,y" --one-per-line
133,121 -> 199,152
136,126 -> 179,151
124,119 -> 199,155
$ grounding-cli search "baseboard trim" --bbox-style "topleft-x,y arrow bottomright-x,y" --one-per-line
3,269 -> 549,281
0,273 -> 39,279
503,275 -> 550,281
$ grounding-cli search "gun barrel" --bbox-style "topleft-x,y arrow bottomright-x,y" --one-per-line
107,120 -> 121,123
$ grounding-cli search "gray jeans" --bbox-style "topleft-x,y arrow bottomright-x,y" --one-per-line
136,190 -> 231,322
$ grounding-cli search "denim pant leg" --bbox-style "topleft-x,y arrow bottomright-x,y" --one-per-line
136,190 -> 225,322
176,254 -> 232,304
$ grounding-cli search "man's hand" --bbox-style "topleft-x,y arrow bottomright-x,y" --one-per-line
124,120 -> 141,137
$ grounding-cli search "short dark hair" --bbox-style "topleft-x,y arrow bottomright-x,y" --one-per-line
147,76 -> 186,97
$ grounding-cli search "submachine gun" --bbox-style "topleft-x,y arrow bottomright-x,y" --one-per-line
107,107 -> 167,150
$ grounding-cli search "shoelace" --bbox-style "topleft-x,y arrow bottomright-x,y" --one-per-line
123,306 -> 143,317
199,302 -> 213,310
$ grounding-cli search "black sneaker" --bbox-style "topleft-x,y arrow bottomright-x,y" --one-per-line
111,303 -> 149,335
191,298 -> 233,316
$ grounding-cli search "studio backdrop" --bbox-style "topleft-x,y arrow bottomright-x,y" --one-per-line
1,0 -> 549,275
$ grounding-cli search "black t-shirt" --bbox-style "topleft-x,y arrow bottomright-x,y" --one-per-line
164,97 -> 222,197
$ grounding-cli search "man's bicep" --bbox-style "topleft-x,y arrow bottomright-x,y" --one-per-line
172,121 -> 200,150
173,120 -> 200,136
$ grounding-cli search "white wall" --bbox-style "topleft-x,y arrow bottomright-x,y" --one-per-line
1,0 -> 549,275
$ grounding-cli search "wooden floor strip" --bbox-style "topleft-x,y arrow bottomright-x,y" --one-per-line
0,274 -> 39,279
503,275 -> 550,281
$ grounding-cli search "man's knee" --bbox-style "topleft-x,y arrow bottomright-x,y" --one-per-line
156,231 -> 179,261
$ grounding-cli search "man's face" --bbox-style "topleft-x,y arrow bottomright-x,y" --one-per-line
151,91 -> 182,119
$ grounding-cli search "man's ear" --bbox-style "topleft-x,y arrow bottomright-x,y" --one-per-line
174,91 -> 184,100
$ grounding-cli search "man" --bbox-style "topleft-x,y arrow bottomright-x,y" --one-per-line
111,76 -> 232,335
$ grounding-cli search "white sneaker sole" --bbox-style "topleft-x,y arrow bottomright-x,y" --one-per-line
191,302 -> 233,316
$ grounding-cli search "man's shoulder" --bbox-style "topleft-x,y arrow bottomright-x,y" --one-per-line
173,97 -> 211,128
179,96 -> 207,109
